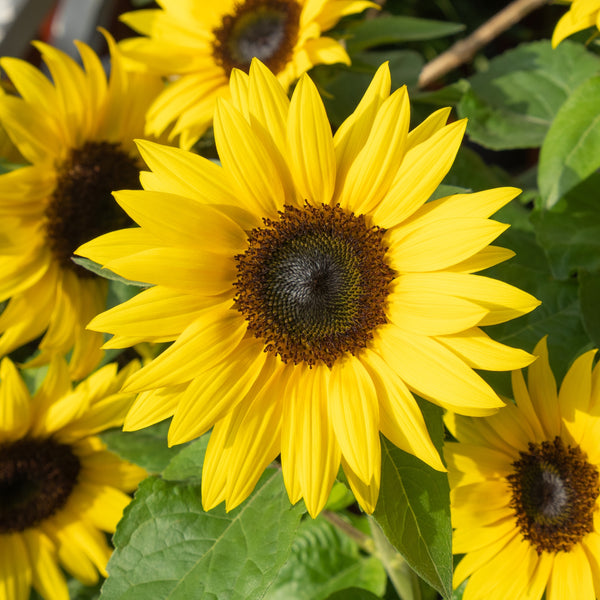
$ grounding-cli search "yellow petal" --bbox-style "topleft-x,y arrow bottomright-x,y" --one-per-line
376,327 -> 504,415
0,532 -> 31,600
373,120 -> 467,228
338,86 -> 410,215
114,190 -> 247,253
124,383 -> 186,431
21,529 -> 68,600
436,327 -> 534,371
527,337 -> 561,438
214,98 -> 285,218
104,246 -> 236,295
362,349 -> 444,471
0,358 -> 31,442
396,272 -> 540,326
388,218 -> 508,272
329,356 -> 380,483
123,304 -> 246,391
75,227 -> 161,266
167,339 -> 269,445
135,140 -> 239,208
282,364 -> 340,517
341,456 -> 380,514
558,348 -> 596,421
386,289 -> 488,336
288,73 -> 336,205
334,62 -> 390,195
547,544 -> 595,600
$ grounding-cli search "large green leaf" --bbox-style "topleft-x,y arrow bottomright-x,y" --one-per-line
100,421 -> 187,474
101,469 -> 303,600
161,434 -> 210,481
373,402 -> 452,600
457,40 -> 600,150
484,226 -> 590,382
263,516 -> 386,600
369,520 -> 437,600
531,173 -> 600,280
345,16 -> 464,53
538,77 -> 600,208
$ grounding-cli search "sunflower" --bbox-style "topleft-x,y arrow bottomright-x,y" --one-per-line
552,0 -> 600,47
0,33 -> 163,379
76,59 -> 539,517
0,356 -> 146,599
118,0 -> 376,149
445,337 -> 600,600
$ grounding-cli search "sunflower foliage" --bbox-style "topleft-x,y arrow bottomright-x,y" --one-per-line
2,1 -> 600,600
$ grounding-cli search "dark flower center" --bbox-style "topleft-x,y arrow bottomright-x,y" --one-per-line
235,203 -> 394,366
45,140 -> 139,277
507,436 -> 599,554
0,437 -> 81,533
212,0 -> 301,76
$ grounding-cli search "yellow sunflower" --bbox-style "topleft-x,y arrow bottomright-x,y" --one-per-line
76,60 -> 539,517
0,33 -> 163,379
118,0 -> 377,149
552,0 -> 600,47
445,337 -> 600,600
0,356 -> 146,600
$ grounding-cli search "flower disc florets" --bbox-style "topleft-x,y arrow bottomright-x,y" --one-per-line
212,0 -> 302,75
508,436 -> 600,554
45,141 -> 139,275
0,437 -> 80,533
234,203 -> 394,366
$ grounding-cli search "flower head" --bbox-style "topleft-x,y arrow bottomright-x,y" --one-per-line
119,0 -> 376,148
552,0 -> 600,47
445,337 -> 600,600
77,60 -> 539,517
0,33 -> 163,378
0,356 -> 146,599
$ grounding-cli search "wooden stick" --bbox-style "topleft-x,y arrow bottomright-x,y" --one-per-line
418,0 -> 551,89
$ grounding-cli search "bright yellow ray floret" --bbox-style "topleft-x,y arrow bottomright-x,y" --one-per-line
77,59 -> 540,517
552,0 -> 600,46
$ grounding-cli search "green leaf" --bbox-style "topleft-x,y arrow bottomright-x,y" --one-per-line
457,40 -> 600,150
345,16 -> 464,53
162,434 -> 210,481
451,580 -> 467,600
369,519 -> 436,600
326,589 -> 382,600
263,516 -> 386,600
531,173 -> 600,279
538,77 -> 600,208
373,402 -> 452,600
0,159 -> 26,174
484,226 -> 590,382
71,256 -> 150,287
101,469 -> 303,600
579,269 -> 600,349
100,421 -> 187,474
